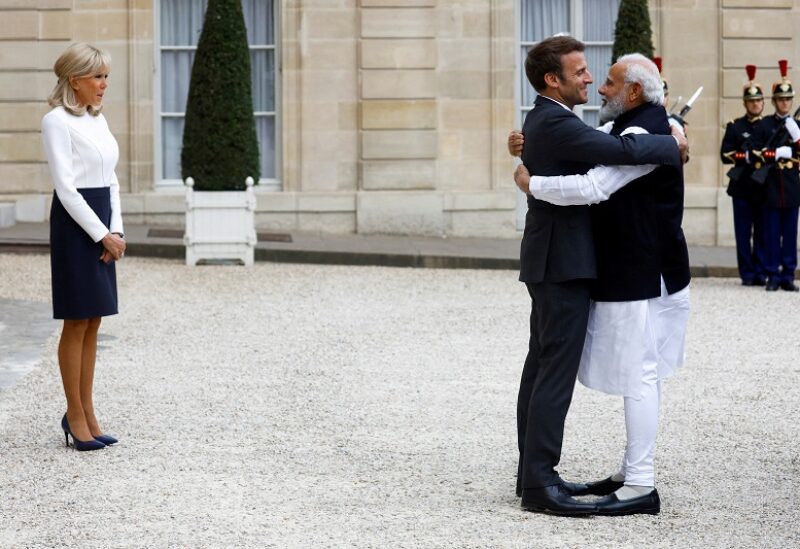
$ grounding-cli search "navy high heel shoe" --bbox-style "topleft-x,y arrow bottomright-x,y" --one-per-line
61,415 -> 105,451
94,434 -> 118,445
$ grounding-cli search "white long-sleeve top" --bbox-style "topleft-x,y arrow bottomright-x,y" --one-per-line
527,126 -> 657,206
41,106 -> 123,242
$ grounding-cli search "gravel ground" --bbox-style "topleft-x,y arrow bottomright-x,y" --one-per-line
0,253 -> 798,548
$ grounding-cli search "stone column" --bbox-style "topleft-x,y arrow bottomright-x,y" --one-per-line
72,0 -> 132,192
357,0 -> 442,234
127,0 -> 154,196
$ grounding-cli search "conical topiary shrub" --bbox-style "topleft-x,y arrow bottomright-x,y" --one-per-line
181,0 -> 260,191
612,0 -> 654,63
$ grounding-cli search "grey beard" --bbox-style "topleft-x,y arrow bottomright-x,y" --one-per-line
598,107 -> 615,124
599,97 -> 625,124
599,97 -> 626,124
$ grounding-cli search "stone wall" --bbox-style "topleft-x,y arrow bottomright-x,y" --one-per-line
716,0 -> 799,245
0,0 -> 152,208
2,1 -> 799,243
0,0 -> 74,196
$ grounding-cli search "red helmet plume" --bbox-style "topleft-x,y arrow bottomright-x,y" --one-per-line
652,57 -> 662,74
745,64 -> 756,82
773,60 -> 794,98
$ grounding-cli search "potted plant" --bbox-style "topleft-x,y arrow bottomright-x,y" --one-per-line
182,0 -> 260,266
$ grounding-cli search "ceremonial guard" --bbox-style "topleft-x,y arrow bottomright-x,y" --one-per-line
720,65 -> 766,286
747,60 -> 800,292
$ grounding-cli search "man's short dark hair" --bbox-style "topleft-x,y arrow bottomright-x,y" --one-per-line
525,36 -> 585,92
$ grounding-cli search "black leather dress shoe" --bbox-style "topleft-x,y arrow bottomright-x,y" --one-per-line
595,489 -> 660,516
766,280 -> 780,292
742,279 -> 756,286
521,485 -> 598,516
517,479 -> 589,498
560,480 -> 590,496
780,281 -> 800,292
581,476 -> 625,496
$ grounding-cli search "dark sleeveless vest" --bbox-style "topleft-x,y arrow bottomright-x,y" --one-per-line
590,102 -> 691,302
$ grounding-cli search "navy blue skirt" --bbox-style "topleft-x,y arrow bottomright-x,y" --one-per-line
50,187 -> 118,320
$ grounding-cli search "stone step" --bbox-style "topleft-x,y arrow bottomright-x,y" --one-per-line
0,202 -> 15,229
15,195 -> 46,223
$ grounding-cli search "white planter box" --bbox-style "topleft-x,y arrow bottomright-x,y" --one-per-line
184,177 -> 257,266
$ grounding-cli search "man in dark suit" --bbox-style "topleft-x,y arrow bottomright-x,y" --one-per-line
512,36 -> 685,516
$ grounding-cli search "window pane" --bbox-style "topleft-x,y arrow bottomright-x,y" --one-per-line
251,50 -> 275,112
521,46 -> 536,108
242,0 -> 275,45
585,45 -> 613,109
160,0 -> 277,183
582,109 -> 600,129
161,0 -> 207,46
162,117 -> 185,180
584,0 -> 620,42
520,0 -> 570,42
161,50 -> 195,113
256,116 -> 276,179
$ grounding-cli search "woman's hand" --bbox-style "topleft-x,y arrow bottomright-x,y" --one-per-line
100,232 -> 126,263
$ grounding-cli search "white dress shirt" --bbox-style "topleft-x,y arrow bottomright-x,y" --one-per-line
41,106 -> 123,242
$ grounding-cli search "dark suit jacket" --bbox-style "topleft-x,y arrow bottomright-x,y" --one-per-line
590,102 -> 690,301
519,95 -> 681,284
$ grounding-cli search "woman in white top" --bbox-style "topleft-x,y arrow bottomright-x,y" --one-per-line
42,43 -> 126,451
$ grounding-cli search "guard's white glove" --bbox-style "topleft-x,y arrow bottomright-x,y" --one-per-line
775,145 -> 793,160
785,116 -> 800,142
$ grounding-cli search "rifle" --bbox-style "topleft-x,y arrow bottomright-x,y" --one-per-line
668,86 -> 703,129
751,105 -> 800,185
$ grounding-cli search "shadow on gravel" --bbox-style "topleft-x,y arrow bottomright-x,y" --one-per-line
0,299 -> 59,390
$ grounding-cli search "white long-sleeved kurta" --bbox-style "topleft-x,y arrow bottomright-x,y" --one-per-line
41,106 -> 123,242
527,126 -> 656,204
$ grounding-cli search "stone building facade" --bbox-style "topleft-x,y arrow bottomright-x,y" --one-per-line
1,0 -> 798,245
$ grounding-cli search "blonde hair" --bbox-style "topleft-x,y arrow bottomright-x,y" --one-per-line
48,43 -> 111,117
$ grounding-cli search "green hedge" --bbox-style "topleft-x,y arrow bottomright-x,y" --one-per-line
181,0 -> 260,191
612,0 -> 654,63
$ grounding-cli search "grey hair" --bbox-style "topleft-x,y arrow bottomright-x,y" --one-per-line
617,53 -> 664,106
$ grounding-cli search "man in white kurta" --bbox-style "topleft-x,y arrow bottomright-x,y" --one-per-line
511,54 -> 690,516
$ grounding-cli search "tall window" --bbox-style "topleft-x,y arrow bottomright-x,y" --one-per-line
518,0 -> 619,128
158,0 -> 278,187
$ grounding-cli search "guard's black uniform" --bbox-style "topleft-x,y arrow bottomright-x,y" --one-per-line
721,114 -> 766,284
748,113 -> 800,287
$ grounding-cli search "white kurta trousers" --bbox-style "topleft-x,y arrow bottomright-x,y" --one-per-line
578,278 -> 691,486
